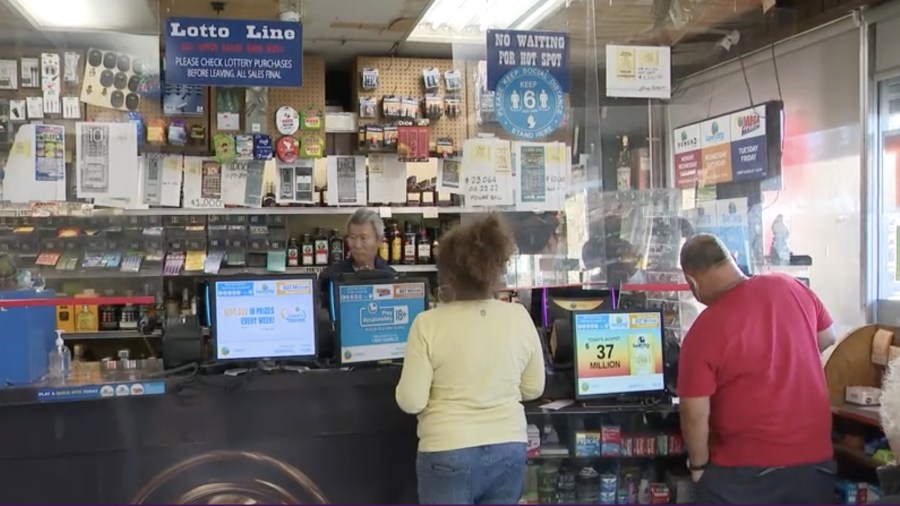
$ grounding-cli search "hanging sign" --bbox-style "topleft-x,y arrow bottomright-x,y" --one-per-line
495,67 -> 565,141
487,29 -> 570,92
164,17 -> 303,87
605,45 -> 671,99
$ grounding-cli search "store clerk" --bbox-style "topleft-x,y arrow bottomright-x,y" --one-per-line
317,208 -> 395,304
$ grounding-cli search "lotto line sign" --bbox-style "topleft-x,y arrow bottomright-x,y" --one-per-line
673,104 -> 770,188
495,67 -> 566,141
164,17 -> 303,87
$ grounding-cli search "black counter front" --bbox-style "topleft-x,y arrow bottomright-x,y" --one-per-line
0,367 -> 417,504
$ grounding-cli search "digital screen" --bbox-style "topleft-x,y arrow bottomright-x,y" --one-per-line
337,281 -> 428,364
573,311 -> 665,398
213,278 -> 316,360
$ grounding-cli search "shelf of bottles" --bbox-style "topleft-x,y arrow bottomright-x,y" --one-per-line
523,409 -> 690,504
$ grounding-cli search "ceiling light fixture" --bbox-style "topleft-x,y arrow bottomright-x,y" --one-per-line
6,0 -> 157,33
406,0 -> 567,44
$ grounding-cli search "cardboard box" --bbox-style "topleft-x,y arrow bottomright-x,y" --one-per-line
845,386 -> 881,406
575,431 -> 601,457
73,291 -> 99,333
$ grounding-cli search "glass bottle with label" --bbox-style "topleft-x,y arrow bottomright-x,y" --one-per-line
314,227 -> 329,265
403,222 -> 417,265
301,233 -> 315,266
616,135 -> 633,191
329,229 -> 345,265
430,227 -> 440,264
287,238 -> 300,267
417,227 -> 431,264
390,223 -> 403,265
379,232 -> 390,262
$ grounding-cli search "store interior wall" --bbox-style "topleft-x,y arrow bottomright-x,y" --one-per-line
667,20 -> 865,336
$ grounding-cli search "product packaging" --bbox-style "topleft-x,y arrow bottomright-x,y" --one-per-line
574,431 -> 601,457
601,425 -> 622,456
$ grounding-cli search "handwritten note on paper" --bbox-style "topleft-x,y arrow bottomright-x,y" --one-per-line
462,138 -> 513,207
222,162 -> 248,207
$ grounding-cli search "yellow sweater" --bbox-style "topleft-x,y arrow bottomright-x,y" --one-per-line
395,299 -> 546,452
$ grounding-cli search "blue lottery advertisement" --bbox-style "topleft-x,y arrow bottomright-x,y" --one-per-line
487,29 -> 570,92
495,67 -> 566,140
35,381 -> 166,403
338,282 -> 428,364
164,17 -> 303,87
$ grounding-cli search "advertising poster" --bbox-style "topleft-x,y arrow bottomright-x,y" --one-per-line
34,124 -> 65,182
605,45 -> 671,99
673,123 -> 700,189
518,144 -> 547,203
486,29 -> 570,92
574,312 -> 664,397
699,117 -> 733,185
729,106 -> 769,181
164,17 -> 303,87
213,278 -> 316,360
337,281 -> 427,364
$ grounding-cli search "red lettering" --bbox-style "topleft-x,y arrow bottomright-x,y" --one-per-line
180,42 -> 195,52
198,42 -> 218,52
266,44 -> 284,54
222,43 -> 243,52
247,44 -> 264,54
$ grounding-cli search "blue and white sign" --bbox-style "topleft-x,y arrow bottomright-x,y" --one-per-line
495,67 -> 565,141
35,381 -> 166,403
487,29 -> 570,92
337,282 -> 427,364
164,17 -> 303,87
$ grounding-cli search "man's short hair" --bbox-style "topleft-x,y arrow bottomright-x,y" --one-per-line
680,234 -> 730,275
881,358 -> 900,445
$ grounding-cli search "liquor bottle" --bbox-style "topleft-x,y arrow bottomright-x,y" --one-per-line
403,222 -> 417,265
262,182 -> 277,207
416,227 -> 431,264
119,290 -> 138,330
379,232 -> 390,262
430,227 -> 440,264
616,135 -> 633,191
286,238 -> 300,267
300,233 -> 314,266
390,223 -> 403,265
314,228 -> 329,265
329,229 -> 345,264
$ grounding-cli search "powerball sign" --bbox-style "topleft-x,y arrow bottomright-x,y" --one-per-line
575,312 -> 664,396
495,67 -> 565,141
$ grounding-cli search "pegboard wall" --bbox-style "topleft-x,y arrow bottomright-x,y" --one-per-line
268,54 -> 326,151
464,59 -> 572,144
83,48 -> 209,149
0,47 -> 86,152
353,56 -> 469,150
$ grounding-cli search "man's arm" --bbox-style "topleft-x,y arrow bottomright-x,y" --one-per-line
676,323 -> 719,477
680,397 -> 711,468
817,325 -> 837,352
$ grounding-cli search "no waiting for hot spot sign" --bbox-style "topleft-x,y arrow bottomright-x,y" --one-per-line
486,29 -> 570,92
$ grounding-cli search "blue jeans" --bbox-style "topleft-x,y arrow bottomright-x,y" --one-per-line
417,443 -> 526,505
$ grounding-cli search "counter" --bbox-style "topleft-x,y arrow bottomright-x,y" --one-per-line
0,367 -> 417,504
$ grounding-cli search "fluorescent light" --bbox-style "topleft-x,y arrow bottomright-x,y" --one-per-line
407,0 -> 567,44
6,0 -> 157,33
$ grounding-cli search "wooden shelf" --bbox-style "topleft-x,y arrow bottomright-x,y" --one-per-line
834,442 -> 882,469
832,403 -> 882,428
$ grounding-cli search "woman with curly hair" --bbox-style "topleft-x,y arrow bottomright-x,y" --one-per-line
395,214 -> 546,505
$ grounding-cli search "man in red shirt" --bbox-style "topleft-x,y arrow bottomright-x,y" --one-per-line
677,234 -> 837,504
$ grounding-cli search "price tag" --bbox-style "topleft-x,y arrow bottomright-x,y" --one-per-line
422,207 -> 439,219
379,206 -> 393,218
188,198 -> 223,209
